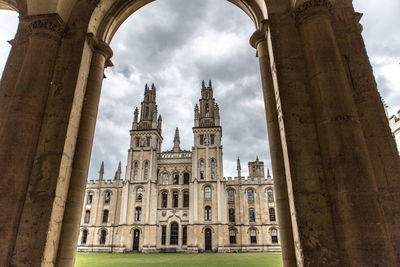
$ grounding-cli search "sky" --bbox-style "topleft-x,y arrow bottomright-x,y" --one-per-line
0,0 -> 399,180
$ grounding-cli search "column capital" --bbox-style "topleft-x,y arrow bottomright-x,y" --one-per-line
249,19 -> 269,49
20,13 -> 65,41
294,0 -> 333,24
87,33 -> 114,67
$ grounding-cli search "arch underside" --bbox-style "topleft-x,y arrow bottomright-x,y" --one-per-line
0,0 -> 18,12
89,0 -> 267,44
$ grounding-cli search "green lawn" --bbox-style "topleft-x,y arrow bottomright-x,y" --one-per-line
75,253 -> 282,267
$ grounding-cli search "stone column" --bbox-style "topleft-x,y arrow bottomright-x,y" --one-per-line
0,14 -> 64,266
250,27 -> 297,267
55,36 -> 112,267
295,1 -> 395,265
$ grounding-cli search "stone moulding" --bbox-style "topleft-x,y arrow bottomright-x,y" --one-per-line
20,13 -> 66,40
294,0 -> 333,24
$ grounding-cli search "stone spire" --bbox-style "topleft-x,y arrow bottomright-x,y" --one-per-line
173,127 -> 181,152
237,157 -> 241,178
114,161 -> 122,180
99,161 -> 104,181
267,168 -> 271,178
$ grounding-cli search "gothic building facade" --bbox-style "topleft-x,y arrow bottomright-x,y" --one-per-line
77,82 -> 280,253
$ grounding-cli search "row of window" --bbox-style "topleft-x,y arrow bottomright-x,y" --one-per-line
86,187 -> 275,209
80,226 -> 278,246
199,159 -> 216,179
161,172 -> 190,185
160,191 -> 189,208
135,136 -> 151,148
199,134 -> 215,146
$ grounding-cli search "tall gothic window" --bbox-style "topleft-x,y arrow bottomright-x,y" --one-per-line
200,160 -> 204,179
267,189 -> 274,201
135,207 -> 141,221
134,162 -> 138,180
205,103 -> 210,117
162,173 -> 168,184
200,135 -> 204,145
135,137 -> 140,147
144,161 -> 149,180
183,191 -> 189,208
146,136 -> 151,147
81,230 -> 88,244
228,190 -> 234,203
170,222 -> 179,245
250,229 -> 257,244
145,107 -> 149,119
249,208 -> 255,222
100,230 -> 107,245
173,173 -> 179,184
84,210 -> 90,224
229,229 -> 236,244
102,210 -> 109,224
269,208 -> 276,222
248,189 -> 254,203
204,186 -> 211,199
183,173 -> 190,184
205,206 -> 212,221
136,188 -> 143,201
105,191 -> 111,204
161,192 -> 168,208
210,134 -> 215,145
161,226 -> 166,245
211,159 -> 215,179
182,226 -> 187,245
172,191 -> 179,208
229,208 -> 235,223
271,229 -> 278,244
87,192 -> 93,204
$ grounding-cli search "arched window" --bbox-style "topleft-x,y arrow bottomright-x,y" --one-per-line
161,192 -> 168,208
102,210 -> 109,224
135,137 -> 140,147
269,208 -> 276,222
146,136 -> 151,147
173,173 -> 179,184
229,208 -> 235,223
170,222 -> 179,245
135,207 -> 142,221
161,226 -> 166,245
145,107 -> 149,119
228,190 -> 234,203
200,160 -> 204,179
84,210 -> 90,224
162,173 -> 168,184
229,229 -> 236,244
183,173 -> 190,184
205,206 -> 212,221
211,159 -> 215,179
248,189 -> 254,203
250,229 -> 257,244
105,191 -> 111,204
267,189 -> 274,201
183,191 -> 189,208
100,230 -> 107,245
144,161 -> 149,180
134,162 -> 138,180
172,191 -> 179,208
137,188 -> 143,201
204,186 -> 211,199
205,103 -> 209,117
182,225 -> 187,245
249,208 -> 255,222
81,230 -> 88,244
87,192 -> 93,204
271,229 -> 278,244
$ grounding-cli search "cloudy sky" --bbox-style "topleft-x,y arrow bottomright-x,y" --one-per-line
0,0 -> 399,180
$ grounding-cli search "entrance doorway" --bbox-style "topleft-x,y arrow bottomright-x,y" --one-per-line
205,228 -> 212,251
133,229 -> 140,252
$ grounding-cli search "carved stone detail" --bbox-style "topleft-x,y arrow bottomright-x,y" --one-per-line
294,0 -> 333,23
20,14 -> 65,40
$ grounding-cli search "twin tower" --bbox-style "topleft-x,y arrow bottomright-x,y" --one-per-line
78,81 -> 279,253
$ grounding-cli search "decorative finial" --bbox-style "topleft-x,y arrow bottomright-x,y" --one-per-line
209,80 -> 212,88
173,127 -> 181,152
145,83 -> 149,91
202,80 -> 205,88
114,161 -> 122,180
99,161 -> 104,181
267,168 -> 271,178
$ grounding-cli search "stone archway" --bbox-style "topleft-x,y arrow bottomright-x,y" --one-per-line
0,0 -> 399,266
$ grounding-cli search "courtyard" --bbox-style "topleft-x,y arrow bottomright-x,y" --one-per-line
75,253 -> 282,267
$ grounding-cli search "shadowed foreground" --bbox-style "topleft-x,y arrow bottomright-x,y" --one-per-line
75,253 -> 283,267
